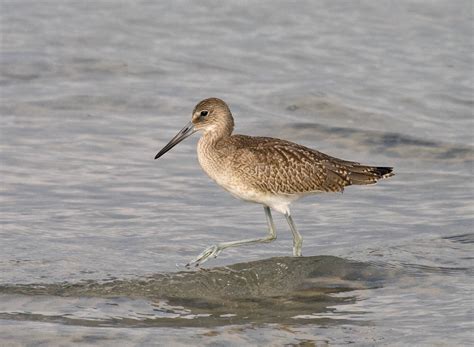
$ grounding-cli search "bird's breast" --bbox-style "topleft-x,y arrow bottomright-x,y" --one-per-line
197,138 -> 257,199
197,141 -> 233,187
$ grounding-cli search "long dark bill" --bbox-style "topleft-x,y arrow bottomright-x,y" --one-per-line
154,121 -> 196,159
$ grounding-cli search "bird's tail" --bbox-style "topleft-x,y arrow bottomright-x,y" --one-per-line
346,165 -> 394,185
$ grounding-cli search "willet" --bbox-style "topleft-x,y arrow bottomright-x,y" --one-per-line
155,98 -> 394,267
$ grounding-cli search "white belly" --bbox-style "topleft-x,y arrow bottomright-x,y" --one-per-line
207,168 -> 300,214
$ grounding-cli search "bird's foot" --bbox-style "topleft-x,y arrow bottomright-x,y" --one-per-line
185,244 -> 222,268
293,247 -> 302,257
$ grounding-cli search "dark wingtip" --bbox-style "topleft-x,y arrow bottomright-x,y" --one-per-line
376,166 -> 394,178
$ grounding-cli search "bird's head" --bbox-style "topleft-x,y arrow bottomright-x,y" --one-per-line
155,97 -> 234,160
191,97 -> 234,133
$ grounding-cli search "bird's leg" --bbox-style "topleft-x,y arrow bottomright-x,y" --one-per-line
185,206 -> 277,267
284,211 -> 303,256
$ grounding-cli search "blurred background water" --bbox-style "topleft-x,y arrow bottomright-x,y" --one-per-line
0,0 -> 473,345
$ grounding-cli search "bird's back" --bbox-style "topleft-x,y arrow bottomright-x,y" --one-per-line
214,134 -> 393,196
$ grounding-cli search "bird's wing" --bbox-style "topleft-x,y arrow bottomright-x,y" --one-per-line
228,135 -> 392,194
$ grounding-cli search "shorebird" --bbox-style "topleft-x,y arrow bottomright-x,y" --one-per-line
155,98 -> 393,267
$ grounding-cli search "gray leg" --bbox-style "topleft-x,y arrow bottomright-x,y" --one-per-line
186,206 -> 277,267
284,211 -> 303,256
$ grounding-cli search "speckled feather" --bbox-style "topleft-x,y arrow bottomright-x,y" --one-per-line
156,97 -> 394,264
193,98 -> 393,198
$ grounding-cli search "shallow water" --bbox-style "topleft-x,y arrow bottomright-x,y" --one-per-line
1,0 -> 473,345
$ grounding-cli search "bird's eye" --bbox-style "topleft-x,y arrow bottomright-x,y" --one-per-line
200,110 -> 209,117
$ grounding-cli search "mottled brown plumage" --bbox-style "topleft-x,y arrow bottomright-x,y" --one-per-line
155,97 -> 394,266
192,98 -> 393,213
207,134 -> 392,194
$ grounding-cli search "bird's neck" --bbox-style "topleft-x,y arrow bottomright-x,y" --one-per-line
197,119 -> 234,168
199,130 -> 226,152
201,121 -> 233,144
197,125 -> 232,162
